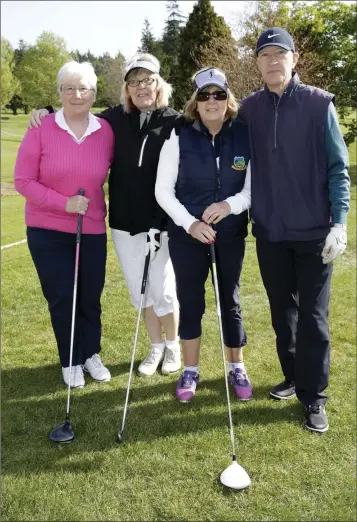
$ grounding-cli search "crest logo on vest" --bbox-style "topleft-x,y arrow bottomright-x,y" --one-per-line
232,156 -> 246,171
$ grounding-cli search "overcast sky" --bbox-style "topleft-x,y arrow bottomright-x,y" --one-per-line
1,1 -> 248,59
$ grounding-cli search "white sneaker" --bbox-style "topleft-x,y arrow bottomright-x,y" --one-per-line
137,348 -> 164,376
162,344 -> 181,375
62,365 -> 85,388
83,353 -> 111,382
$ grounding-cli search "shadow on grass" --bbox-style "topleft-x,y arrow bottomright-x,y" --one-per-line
349,165 -> 356,187
2,361 -> 136,400
2,363 -> 306,477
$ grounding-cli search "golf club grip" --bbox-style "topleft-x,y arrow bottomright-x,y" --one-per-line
76,189 -> 85,242
141,252 -> 150,294
209,242 -> 216,264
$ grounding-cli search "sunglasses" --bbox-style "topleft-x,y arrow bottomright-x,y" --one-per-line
196,90 -> 227,102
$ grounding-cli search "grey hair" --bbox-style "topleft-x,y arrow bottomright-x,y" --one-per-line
121,53 -> 172,112
57,61 -> 97,96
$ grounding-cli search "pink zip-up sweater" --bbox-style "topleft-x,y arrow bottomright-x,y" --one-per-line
14,113 -> 114,235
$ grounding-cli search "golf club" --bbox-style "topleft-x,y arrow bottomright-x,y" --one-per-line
117,248 -> 151,443
209,242 -> 251,490
49,188 -> 85,443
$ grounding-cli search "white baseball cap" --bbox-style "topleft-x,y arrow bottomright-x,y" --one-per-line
194,68 -> 228,93
124,60 -> 160,81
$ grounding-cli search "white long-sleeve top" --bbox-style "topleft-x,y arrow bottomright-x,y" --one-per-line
155,128 -> 252,234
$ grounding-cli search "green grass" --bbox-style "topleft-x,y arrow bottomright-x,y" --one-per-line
1,113 -> 356,521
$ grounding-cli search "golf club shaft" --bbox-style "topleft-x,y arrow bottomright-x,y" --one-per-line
119,251 -> 151,436
210,243 -> 236,460
66,189 -> 85,418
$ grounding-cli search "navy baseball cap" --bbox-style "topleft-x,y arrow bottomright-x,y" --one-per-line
194,67 -> 228,93
256,27 -> 295,55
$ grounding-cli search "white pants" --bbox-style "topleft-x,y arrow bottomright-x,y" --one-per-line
111,229 -> 177,317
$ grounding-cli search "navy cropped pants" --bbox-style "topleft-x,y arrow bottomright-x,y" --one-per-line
169,237 -> 247,348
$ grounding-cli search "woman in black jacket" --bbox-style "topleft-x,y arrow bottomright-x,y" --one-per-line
29,54 -> 181,377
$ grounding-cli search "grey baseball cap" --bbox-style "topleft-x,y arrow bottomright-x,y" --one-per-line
194,68 -> 228,93
124,60 -> 160,81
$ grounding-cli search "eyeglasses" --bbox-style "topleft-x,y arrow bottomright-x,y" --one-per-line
127,77 -> 156,87
61,86 -> 93,96
196,91 -> 228,102
257,49 -> 289,61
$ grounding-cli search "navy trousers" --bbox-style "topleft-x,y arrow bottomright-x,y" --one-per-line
256,238 -> 333,407
27,227 -> 107,367
169,237 -> 247,348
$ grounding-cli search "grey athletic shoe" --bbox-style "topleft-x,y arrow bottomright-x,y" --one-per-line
305,404 -> 329,433
270,380 -> 296,400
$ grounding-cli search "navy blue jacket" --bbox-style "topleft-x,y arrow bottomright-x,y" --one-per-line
168,118 -> 251,243
240,73 -> 338,242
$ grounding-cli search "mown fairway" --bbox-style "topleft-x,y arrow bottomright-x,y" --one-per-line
1,111 -> 356,521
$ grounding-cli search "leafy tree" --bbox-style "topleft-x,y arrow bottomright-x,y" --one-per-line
16,31 -> 70,108
234,0 -> 356,144
101,53 -> 125,106
1,38 -> 20,106
174,0 -> 237,110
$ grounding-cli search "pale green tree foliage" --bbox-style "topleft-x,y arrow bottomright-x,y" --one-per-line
1,38 -> 20,106
16,31 -> 70,108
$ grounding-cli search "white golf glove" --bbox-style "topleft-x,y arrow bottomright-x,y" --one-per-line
145,228 -> 162,258
321,225 -> 347,264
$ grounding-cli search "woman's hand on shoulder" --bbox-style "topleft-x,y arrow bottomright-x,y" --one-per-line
28,109 -> 49,129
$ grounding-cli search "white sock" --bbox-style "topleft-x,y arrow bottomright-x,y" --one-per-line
229,361 -> 245,372
151,342 -> 165,353
165,338 -> 180,348
184,365 -> 199,374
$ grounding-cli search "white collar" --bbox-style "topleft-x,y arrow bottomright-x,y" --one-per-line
55,108 -> 101,144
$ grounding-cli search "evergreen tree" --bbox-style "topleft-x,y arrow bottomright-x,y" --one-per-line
138,18 -> 156,54
174,0 -> 237,110
137,18 -> 170,80
162,1 -> 186,83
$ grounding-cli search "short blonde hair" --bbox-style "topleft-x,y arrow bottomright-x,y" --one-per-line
57,61 -> 97,96
121,53 -> 172,112
184,67 -> 238,121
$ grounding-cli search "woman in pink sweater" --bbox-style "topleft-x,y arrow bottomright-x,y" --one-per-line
14,61 -> 114,388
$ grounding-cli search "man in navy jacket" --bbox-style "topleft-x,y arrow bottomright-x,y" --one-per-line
240,28 -> 350,433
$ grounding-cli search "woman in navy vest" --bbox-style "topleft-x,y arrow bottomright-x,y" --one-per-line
156,67 -> 252,403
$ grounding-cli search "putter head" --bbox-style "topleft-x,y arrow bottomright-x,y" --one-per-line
220,460 -> 251,490
49,419 -> 74,443
117,430 -> 124,444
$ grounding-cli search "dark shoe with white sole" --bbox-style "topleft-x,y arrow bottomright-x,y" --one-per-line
270,380 -> 296,400
305,404 -> 329,433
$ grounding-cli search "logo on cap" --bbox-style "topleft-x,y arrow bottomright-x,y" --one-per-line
268,33 -> 280,38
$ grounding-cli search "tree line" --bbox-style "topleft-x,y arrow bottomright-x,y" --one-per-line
1,0 -> 356,144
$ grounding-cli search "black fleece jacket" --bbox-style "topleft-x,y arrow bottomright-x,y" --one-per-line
98,104 -> 180,234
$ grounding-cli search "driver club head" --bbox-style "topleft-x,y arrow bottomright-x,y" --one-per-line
49,419 -> 75,444
220,460 -> 251,490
